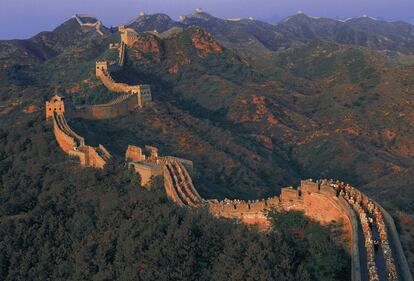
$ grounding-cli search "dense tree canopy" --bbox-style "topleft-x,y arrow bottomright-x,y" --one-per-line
0,111 -> 350,281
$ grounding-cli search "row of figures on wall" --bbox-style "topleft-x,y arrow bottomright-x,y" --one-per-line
334,181 -> 399,281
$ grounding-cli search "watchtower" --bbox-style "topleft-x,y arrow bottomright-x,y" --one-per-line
96,61 -> 109,76
125,145 -> 145,162
45,95 -> 65,119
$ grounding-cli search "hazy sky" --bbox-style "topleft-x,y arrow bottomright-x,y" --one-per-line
1,0 -> 414,39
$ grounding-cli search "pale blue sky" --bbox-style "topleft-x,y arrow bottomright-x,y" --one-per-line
1,0 -> 413,39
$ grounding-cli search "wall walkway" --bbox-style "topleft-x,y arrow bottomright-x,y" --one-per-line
73,14 -> 104,36
48,97 -> 111,169
70,93 -> 139,120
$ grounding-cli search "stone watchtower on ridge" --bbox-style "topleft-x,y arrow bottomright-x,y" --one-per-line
96,61 -> 109,77
45,95 -> 65,119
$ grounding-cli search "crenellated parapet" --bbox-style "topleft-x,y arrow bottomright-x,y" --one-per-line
73,14 -> 104,36
189,179 -> 410,281
46,95 -> 65,119
95,59 -> 152,107
118,25 -> 140,47
94,26 -> 152,108
46,96 -> 111,169
207,181 -> 354,232
124,145 -> 197,203
70,93 -> 141,120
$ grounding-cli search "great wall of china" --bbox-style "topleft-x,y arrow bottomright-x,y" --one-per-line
73,14 -> 105,36
45,19 -> 413,281
46,95 -> 111,169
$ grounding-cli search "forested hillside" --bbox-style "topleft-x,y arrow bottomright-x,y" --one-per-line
1,10 -> 414,278
0,111 -> 349,280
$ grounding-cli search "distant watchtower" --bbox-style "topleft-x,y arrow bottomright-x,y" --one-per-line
45,95 -> 65,119
96,61 -> 109,76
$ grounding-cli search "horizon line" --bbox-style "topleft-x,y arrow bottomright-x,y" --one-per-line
2,9 -> 414,41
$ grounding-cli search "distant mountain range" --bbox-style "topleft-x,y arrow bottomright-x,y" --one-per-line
2,10 -> 414,66
127,11 -> 414,55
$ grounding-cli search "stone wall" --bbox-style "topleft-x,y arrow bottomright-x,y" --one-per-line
207,182 -> 355,239
118,42 -> 126,66
95,31 -> 152,107
125,145 -> 145,162
162,158 -> 202,207
125,145 -> 196,191
163,164 -> 185,206
46,95 -> 65,119
129,161 -> 163,186
162,156 -> 194,173
52,113 -> 77,153
119,25 -> 140,47
377,204 -> 413,281
207,181 -> 362,281
47,96 -> 111,169
69,94 -> 139,120
95,61 -> 152,107
207,197 -> 281,228
73,14 -> 104,36
81,145 -> 110,169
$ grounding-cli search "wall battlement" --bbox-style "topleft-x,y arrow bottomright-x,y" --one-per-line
46,95 -> 65,119
207,182 -> 347,228
69,93 -> 141,120
95,61 -> 152,106
47,96 -> 111,169
95,27 -> 151,108
118,25 -> 140,47
204,179 -> 413,281
125,145 -> 199,205
73,14 -> 104,36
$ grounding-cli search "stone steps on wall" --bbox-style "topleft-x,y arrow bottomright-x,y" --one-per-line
162,164 -> 185,206
164,161 -> 189,205
118,42 -> 126,66
172,160 -> 200,205
54,113 -> 84,147
164,160 -> 196,207
174,160 -> 203,203
161,158 -> 204,207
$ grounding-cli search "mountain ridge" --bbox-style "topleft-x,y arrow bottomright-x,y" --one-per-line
3,10 -> 414,67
